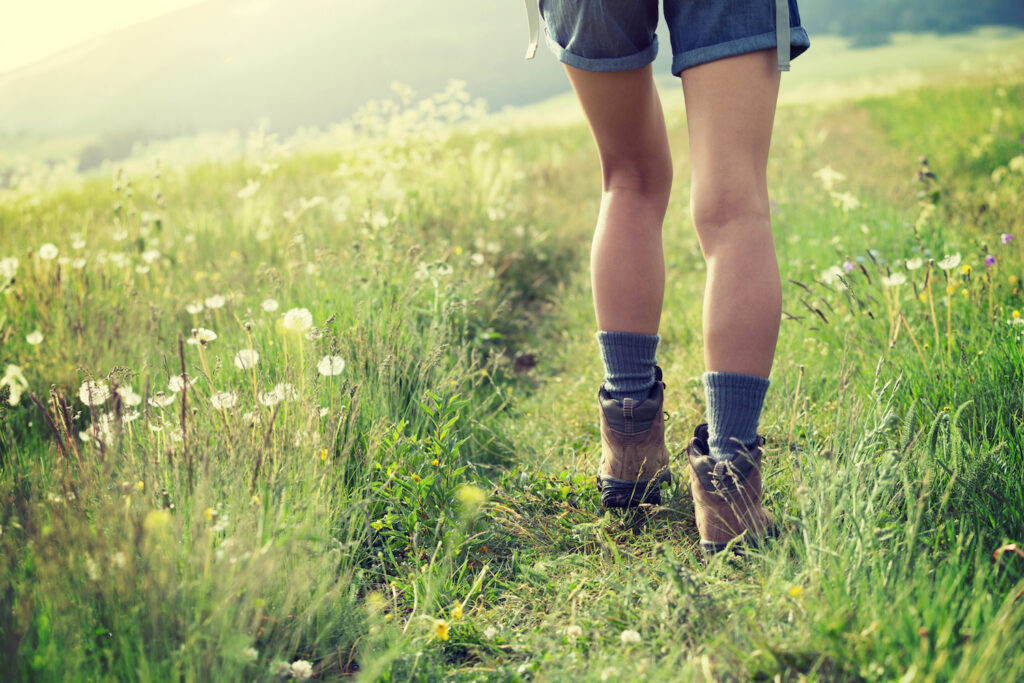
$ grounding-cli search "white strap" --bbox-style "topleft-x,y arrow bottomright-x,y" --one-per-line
524,0 -> 540,60
776,0 -> 790,72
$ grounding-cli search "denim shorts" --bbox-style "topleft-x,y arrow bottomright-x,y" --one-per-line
535,0 -> 810,75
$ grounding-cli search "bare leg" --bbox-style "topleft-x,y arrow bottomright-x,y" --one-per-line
563,63 -> 673,335
681,50 -> 782,378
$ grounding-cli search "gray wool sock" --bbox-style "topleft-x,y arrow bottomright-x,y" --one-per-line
703,371 -> 769,461
596,331 -> 659,404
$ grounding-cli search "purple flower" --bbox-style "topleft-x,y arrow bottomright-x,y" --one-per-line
843,260 -> 855,273
985,255 -> 996,267
1002,233 -> 1015,244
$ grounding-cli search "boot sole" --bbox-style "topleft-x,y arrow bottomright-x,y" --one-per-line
596,471 -> 672,508
700,524 -> 779,557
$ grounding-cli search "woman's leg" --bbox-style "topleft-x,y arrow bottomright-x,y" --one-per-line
680,49 -> 782,458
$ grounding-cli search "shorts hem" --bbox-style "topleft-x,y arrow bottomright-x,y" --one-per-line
544,32 -> 660,72
671,27 -> 810,75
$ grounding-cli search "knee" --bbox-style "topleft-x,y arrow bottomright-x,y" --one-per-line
690,184 -> 771,253
600,151 -> 673,205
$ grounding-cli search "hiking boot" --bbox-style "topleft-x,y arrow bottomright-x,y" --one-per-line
686,423 -> 776,555
595,366 -> 672,508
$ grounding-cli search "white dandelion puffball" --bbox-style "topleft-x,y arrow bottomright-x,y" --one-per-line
188,328 -> 218,345
117,386 -> 143,406
258,389 -> 282,407
185,301 -> 204,315
317,355 -> 345,376
0,257 -> 18,282
258,382 -> 296,407
0,365 -> 29,406
290,660 -> 313,680
204,294 -> 226,309
141,249 -> 161,264
38,243 -> 59,260
241,646 -> 258,662
282,307 -> 313,332
26,330 -> 43,345
905,257 -> 924,270
261,298 -> 279,312
210,391 -> 238,410
72,258 -> 86,269
148,391 -> 176,408
79,380 -> 111,406
234,349 -> 259,370
168,374 -> 199,393
566,624 -> 583,638
881,273 -> 907,287
620,629 -> 641,644
937,253 -> 962,270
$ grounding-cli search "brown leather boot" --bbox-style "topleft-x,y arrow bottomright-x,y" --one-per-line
686,423 -> 776,555
595,367 -> 672,508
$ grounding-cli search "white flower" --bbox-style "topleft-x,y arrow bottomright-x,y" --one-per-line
148,391 -> 176,408
271,660 -> 292,677
72,258 -> 86,269
168,374 -> 199,393
881,273 -> 906,287
813,165 -> 846,191
601,667 -> 619,682
470,253 -> 485,266
483,626 -> 498,640
141,249 -> 161,264
0,257 -> 19,282
241,646 -> 258,662
135,265 -> 150,275
185,301 -> 204,315
210,391 -> 238,410
26,330 -> 43,345
282,308 -> 313,332
258,389 -> 282,407
820,265 -> 844,286
79,380 -> 111,406
620,629 -> 641,644
937,253 -> 962,270
187,328 -> 218,345
290,660 -> 313,680
0,365 -> 29,406
261,298 -> 279,312
237,179 -> 260,199
830,191 -> 860,212
72,238 -> 86,250
565,624 -> 583,638
905,257 -> 924,270
317,355 -> 345,377
117,386 -> 142,406
242,410 -> 259,424
235,349 -> 259,370
258,382 -> 297,407
204,295 -> 226,309
38,243 -> 59,260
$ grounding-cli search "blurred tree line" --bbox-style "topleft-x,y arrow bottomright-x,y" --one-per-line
800,0 -> 1024,45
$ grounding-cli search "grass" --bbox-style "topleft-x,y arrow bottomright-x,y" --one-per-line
2,38 -> 1024,681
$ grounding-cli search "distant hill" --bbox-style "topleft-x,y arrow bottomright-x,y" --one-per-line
0,0 -> 574,137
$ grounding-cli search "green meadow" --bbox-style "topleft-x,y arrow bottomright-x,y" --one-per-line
2,32 -> 1024,681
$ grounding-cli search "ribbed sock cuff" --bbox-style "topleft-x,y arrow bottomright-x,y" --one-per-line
703,371 -> 769,461
596,331 -> 659,404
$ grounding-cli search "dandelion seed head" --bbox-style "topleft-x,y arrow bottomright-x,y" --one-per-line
142,249 -> 161,264
26,330 -> 43,345
282,307 -> 313,332
185,301 -> 204,315
38,243 -> 59,260
317,355 -> 345,376
620,629 -> 641,644
566,624 -> 583,638
0,365 -> 29,406
188,328 -> 218,345
234,349 -> 259,370
210,391 -> 238,410
905,257 -> 924,270
79,380 -> 111,406
261,298 -> 279,312
204,295 -> 226,309
117,386 -> 142,406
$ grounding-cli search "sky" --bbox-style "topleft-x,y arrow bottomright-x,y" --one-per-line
0,0 -> 205,73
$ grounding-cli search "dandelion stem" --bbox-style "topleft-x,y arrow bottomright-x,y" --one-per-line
787,364 -> 804,447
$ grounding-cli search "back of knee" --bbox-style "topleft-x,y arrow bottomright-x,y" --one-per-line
601,153 -> 673,203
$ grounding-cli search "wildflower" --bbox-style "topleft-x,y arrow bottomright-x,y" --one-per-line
566,624 -> 583,638
0,257 -> 19,284
843,260 -> 855,273
188,328 -> 218,345
937,253 -> 962,270
237,179 -> 260,199
906,257 -> 924,270
141,249 -> 161,264
168,374 -> 199,393
961,264 -> 972,276
135,265 -> 150,275
258,389 -> 282,407
813,165 -> 846,191
431,458 -> 440,466
1014,310 -> 1021,319
0,365 -> 29,406
820,265 -> 844,285
370,520 -> 384,531
290,660 -> 313,680
601,667 -> 619,681
38,243 -> 59,260
317,355 -> 345,376
985,255 -> 996,267
620,629 -> 641,644
451,602 -> 463,620
72,238 -> 85,250
1002,233 -> 1015,244
470,253 -> 485,266
241,646 -> 258,662
830,191 -> 860,212
79,380 -> 111,406
456,485 -> 486,507
282,308 -> 313,332
946,285 -> 956,295
270,660 -> 292,677
71,258 -> 86,269
788,585 -> 804,598
117,386 -> 142,406
881,273 -> 906,287
433,618 -> 450,641
204,294 -> 226,309
210,391 -> 238,410
143,509 -> 171,531
234,349 -> 259,370
261,298 -> 279,312
148,391 -> 176,407
483,626 -> 498,640
185,301 -> 204,315
26,330 -> 43,345
204,507 -> 217,521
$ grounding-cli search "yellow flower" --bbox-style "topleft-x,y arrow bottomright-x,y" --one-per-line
431,458 -> 440,467
1013,310 -> 1021,319
137,481 -> 145,491
451,602 -> 463,621
456,485 -> 486,507
433,619 -> 450,641
411,474 -> 422,484
371,520 -> 384,531
204,507 -> 216,521
945,285 -> 956,295
1010,275 -> 1020,285
788,585 -> 804,598
961,264 -> 972,276
143,509 -> 171,531
320,449 -> 328,462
